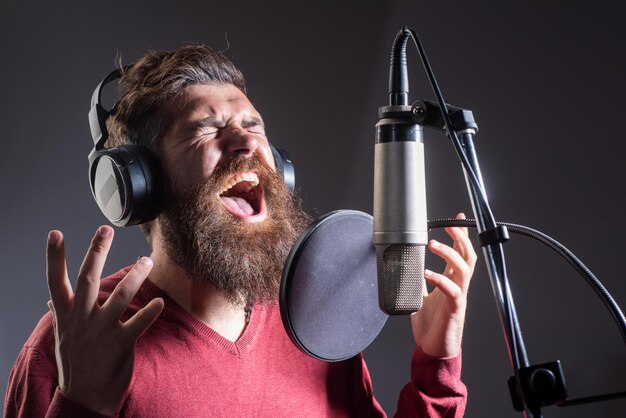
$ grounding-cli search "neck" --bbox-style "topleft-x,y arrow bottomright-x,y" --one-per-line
148,233 -> 248,342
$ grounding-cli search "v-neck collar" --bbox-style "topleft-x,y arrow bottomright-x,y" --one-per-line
140,278 -> 263,358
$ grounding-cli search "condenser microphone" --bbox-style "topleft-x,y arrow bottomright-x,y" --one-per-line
373,28 -> 428,315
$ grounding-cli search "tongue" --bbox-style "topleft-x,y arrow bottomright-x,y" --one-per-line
221,196 -> 255,216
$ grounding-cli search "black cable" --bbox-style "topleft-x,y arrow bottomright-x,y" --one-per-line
395,27 -> 527,373
396,26 -> 625,413
393,27 -> 533,393
428,218 -> 626,344
403,28 -> 494,227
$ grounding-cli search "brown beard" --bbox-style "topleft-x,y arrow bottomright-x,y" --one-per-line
158,154 -> 311,306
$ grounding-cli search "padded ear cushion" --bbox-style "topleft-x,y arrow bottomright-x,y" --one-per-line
90,142 -> 289,226
89,145 -> 162,226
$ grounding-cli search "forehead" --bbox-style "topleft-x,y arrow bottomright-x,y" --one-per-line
168,83 -> 260,121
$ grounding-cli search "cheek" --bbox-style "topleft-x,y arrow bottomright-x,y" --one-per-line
187,144 -> 224,181
259,145 -> 277,171
163,152 -> 210,192
200,154 -> 223,180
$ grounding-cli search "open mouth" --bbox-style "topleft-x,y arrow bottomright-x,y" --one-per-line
218,171 -> 267,222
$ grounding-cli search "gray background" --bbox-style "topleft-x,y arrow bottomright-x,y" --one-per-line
1,0 -> 625,416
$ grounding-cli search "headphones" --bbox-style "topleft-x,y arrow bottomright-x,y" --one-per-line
88,67 -> 296,227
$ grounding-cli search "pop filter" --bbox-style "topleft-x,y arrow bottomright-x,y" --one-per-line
280,210 -> 388,362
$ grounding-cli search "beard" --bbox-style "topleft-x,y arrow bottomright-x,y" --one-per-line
158,154 -> 311,306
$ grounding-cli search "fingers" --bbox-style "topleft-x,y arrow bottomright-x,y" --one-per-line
452,212 -> 469,235
124,297 -> 164,340
99,256 -> 163,341
424,269 -> 461,300
429,239 -> 471,285
444,213 -> 478,274
47,300 -> 57,331
47,231 -> 73,314
425,212 -> 477,300
74,226 -> 114,315
102,257 -> 154,320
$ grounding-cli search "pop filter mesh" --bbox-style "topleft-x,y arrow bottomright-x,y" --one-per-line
280,210 -> 388,362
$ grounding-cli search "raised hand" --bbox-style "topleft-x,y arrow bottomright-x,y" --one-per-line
410,213 -> 477,358
46,226 -> 164,415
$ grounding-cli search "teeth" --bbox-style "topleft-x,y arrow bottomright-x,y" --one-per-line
219,172 -> 259,194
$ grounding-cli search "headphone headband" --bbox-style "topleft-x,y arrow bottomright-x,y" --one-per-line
88,67 -> 133,148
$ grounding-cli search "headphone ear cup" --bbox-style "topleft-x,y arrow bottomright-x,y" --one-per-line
89,145 -> 162,226
270,144 -> 295,192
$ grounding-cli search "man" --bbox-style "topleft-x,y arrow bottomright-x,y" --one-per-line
4,45 -> 476,417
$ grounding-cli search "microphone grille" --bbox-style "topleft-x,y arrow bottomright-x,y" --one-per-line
377,245 -> 425,315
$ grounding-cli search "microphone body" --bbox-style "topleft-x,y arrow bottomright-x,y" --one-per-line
374,108 -> 428,315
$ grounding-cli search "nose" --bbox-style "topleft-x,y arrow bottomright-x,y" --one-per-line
223,127 -> 259,158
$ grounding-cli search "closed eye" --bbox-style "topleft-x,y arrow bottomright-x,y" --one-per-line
188,117 -> 223,139
245,125 -> 265,135
186,117 -> 266,139
196,127 -> 219,137
242,118 -> 266,135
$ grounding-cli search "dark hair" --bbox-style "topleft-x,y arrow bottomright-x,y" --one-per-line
105,45 -> 247,240
106,45 -> 247,151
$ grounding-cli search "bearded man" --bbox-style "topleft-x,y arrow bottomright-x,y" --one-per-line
4,45 -> 476,417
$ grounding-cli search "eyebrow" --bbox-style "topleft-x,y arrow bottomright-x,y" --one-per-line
188,116 -> 266,131
241,117 -> 265,129
192,117 -> 224,129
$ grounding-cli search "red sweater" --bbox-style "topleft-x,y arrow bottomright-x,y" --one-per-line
5,267 -> 466,417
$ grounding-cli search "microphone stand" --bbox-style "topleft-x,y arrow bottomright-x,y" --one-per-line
414,100 -> 626,416
413,100 -> 542,417
391,27 -> 626,416
456,121 -> 626,416
456,129 -> 542,417
401,25 -> 564,415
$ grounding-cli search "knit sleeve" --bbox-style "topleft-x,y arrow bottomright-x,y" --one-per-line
4,343 -> 55,418
393,346 -> 467,418
3,314 -> 112,418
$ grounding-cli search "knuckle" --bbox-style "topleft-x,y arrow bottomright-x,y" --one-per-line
457,263 -> 471,277
81,272 -> 100,285
442,245 -> 456,259
132,309 -> 147,325
455,235 -> 469,247
114,285 -> 133,302
133,262 -> 151,276
89,237 -> 109,254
